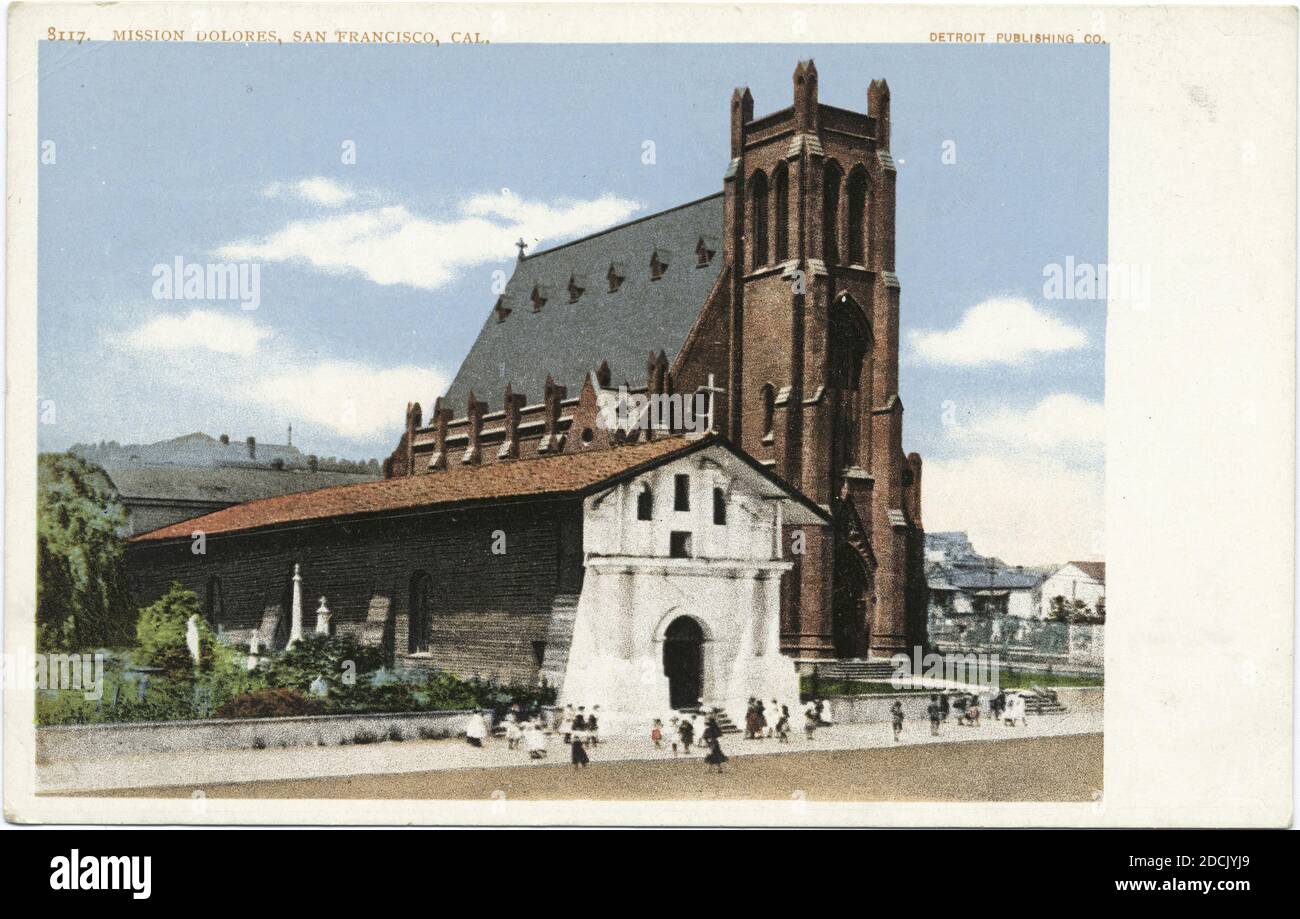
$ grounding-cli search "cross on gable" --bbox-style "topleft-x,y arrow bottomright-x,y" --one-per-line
515,238 -> 528,261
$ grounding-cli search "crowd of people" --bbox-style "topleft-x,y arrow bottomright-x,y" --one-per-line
918,689 -> 1030,739
462,703 -> 609,767
466,689 -> 1063,767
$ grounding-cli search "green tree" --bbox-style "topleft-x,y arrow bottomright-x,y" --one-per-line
37,452 -> 132,649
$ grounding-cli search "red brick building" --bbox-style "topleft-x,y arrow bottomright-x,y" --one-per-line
384,60 -> 926,659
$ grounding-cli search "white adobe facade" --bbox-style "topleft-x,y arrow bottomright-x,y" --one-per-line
557,441 -> 825,733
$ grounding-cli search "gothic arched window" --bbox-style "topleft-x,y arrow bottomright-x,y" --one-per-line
823,161 -> 843,265
773,162 -> 790,262
751,169 -> 769,269
409,570 -> 433,654
847,166 -> 869,266
636,482 -> 654,521
204,576 -> 224,630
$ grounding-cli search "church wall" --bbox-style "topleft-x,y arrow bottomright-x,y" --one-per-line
560,449 -> 802,731
126,499 -> 584,684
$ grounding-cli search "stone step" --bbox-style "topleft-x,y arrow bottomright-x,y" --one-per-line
809,658 -> 898,681
678,707 -> 741,734
538,594 -> 581,692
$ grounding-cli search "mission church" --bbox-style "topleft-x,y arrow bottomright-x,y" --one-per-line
127,61 -> 927,729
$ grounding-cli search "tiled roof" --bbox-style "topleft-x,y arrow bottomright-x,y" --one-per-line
1068,561 -> 1106,584
131,437 -> 707,542
443,194 -> 724,410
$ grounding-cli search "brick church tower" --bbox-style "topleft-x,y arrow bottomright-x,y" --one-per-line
383,60 -> 927,662
673,60 -> 927,659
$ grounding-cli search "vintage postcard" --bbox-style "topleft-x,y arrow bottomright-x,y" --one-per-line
4,2 -> 1294,828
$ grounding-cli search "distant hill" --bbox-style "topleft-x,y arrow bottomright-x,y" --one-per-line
69,432 -> 380,475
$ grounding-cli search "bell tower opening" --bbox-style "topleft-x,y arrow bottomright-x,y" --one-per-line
828,296 -> 869,489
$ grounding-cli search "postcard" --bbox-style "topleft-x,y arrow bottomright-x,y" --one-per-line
5,2 -> 1294,827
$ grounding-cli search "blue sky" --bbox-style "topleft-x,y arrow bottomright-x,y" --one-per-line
38,42 -> 1107,564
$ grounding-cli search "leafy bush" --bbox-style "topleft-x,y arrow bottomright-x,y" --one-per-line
265,634 -> 384,695
136,583 -> 217,676
214,687 -> 324,719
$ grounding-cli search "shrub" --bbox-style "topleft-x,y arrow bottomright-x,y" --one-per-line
386,724 -> 404,742
265,634 -> 385,695
136,583 -> 216,677
353,729 -> 378,745
214,687 -> 324,719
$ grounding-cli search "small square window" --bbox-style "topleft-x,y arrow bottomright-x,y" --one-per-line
713,487 -> 727,525
670,531 -> 692,558
674,474 -> 690,511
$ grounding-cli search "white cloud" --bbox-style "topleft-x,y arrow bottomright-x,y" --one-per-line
909,297 -> 1088,367
922,453 -> 1103,566
927,393 -> 1105,564
115,309 -> 272,356
249,360 -> 448,440
264,177 -> 356,207
951,393 -> 1104,458
107,310 -> 446,443
219,190 -> 641,290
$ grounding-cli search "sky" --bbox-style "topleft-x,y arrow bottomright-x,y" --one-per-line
37,42 -> 1107,565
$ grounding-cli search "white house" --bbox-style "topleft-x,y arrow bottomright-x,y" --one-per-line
1040,561 -> 1106,619
557,439 -> 825,733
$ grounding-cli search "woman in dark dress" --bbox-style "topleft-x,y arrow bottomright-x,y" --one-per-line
704,724 -> 728,773
570,736 -> 590,769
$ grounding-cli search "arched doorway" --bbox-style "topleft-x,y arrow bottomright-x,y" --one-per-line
662,616 -> 705,709
832,543 -> 870,658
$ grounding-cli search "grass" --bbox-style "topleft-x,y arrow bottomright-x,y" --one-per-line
802,667 -> 1103,698
996,668 -> 1104,689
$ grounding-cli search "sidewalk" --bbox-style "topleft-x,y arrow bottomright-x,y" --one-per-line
38,708 -> 1103,794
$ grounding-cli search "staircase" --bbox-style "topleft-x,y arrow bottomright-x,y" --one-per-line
1021,688 -> 1069,715
808,658 -> 897,681
538,594 -> 581,692
679,706 -> 740,734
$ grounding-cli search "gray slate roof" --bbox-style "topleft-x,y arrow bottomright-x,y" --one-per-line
444,194 -> 724,411
72,432 -> 306,469
107,465 -> 378,505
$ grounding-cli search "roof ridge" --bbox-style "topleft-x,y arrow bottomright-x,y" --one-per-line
129,435 -> 699,542
524,192 -> 724,260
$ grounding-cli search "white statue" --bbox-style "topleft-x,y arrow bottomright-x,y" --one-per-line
245,630 -> 261,671
185,614 -> 201,664
288,563 -> 305,647
315,597 -> 331,636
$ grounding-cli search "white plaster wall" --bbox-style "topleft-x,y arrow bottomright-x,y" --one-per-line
559,449 -> 801,733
